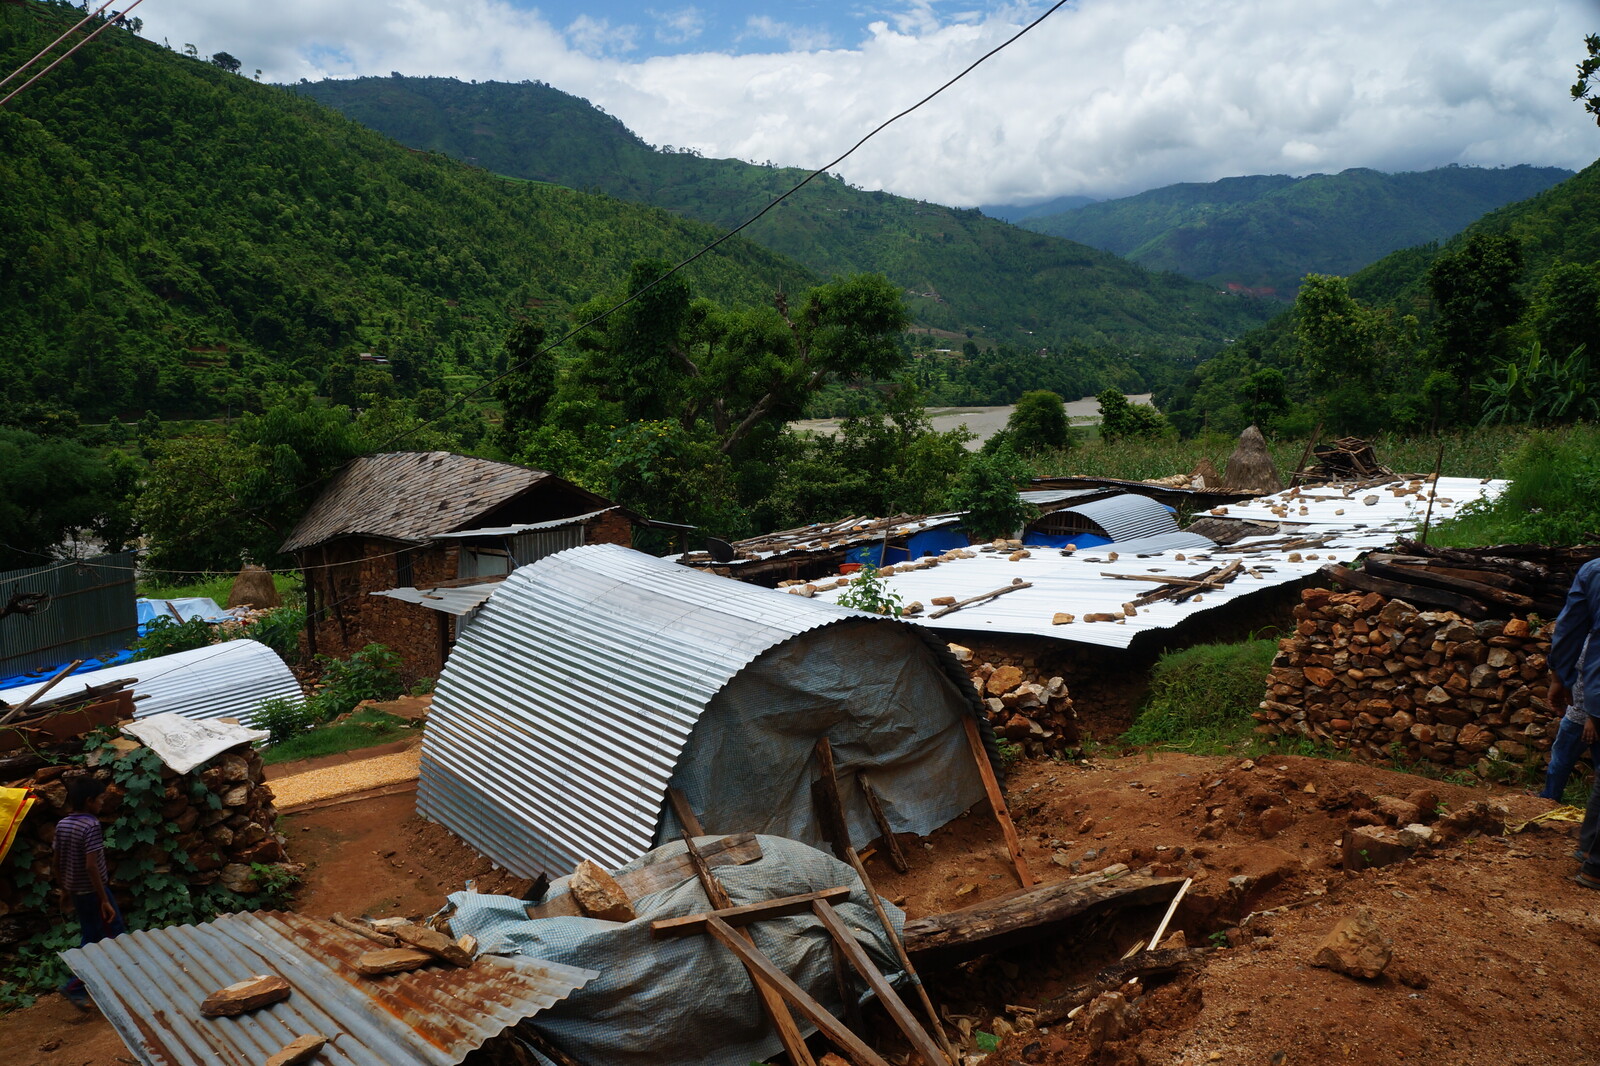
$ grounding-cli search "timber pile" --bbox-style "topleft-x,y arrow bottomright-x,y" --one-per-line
1296,437 -> 1396,482
1256,587 -> 1555,769
0,743 -> 294,936
947,642 -> 1080,754
1325,538 -> 1600,620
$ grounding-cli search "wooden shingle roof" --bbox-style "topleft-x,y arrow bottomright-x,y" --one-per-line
281,452 -> 575,554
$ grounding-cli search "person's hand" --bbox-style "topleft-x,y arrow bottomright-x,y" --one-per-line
1551,675 -> 1570,711
1585,717 -> 1597,745
98,896 -> 116,924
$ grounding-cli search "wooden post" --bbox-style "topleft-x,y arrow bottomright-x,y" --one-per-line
667,787 -> 706,838
812,738 -> 852,860
812,900 -> 948,1066
682,836 -> 818,1066
857,774 -> 908,874
1417,439 -> 1448,546
1290,420 -> 1323,486
962,716 -> 1034,888
0,659 -> 84,727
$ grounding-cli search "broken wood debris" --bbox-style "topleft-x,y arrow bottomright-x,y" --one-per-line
524,833 -> 762,919
1032,947 -> 1211,1025
330,912 -> 400,948
927,580 -> 1032,619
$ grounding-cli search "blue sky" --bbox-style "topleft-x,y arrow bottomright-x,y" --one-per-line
138,1 -> 1600,205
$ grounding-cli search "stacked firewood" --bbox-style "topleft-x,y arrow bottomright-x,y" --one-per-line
1256,587 -> 1555,769
1322,539 -> 1600,621
947,643 -> 1080,754
0,741 -> 292,932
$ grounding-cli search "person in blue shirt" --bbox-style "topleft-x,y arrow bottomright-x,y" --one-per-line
1550,557 -> 1600,889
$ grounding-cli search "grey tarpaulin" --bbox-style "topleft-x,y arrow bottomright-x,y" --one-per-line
447,835 -> 906,1066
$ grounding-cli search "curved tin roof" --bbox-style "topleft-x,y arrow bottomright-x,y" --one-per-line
419,544 -> 980,878
1052,493 -> 1179,542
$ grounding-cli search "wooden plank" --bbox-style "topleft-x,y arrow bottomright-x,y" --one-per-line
1099,573 -> 1226,589
705,915 -> 889,1066
812,738 -> 851,861
901,872 -> 1183,961
525,833 -> 761,919
1032,947 -> 1210,1025
685,838 -> 818,1066
928,581 -> 1032,619
667,787 -> 706,837
811,900 -> 947,1066
962,716 -> 1034,889
857,774 -> 908,874
1320,563 -> 1487,619
651,886 -> 854,938
0,659 -> 84,726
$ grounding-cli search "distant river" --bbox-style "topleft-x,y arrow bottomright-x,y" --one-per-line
791,394 -> 1154,451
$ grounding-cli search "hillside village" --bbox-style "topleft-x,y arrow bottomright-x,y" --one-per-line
4,2 -> 1600,1065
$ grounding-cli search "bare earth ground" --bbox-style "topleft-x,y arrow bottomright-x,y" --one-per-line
5,750 -> 1596,1066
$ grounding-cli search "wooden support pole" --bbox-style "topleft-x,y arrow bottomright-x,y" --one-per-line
1144,877 -> 1193,953
812,738 -> 852,861
843,846 -> 959,1066
928,581 -> 1032,619
705,915 -> 890,1066
857,774 -> 908,874
683,836 -> 818,1066
0,659 -> 85,727
962,716 -> 1034,888
650,887 -> 854,938
812,900 -> 948,1066
666,787 -> 706,838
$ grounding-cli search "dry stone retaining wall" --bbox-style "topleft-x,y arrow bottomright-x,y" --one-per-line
1256,587 -> 1556,772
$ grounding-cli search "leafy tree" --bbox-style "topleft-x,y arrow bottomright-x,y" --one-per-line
1427,233 -> 1525,391
209,51 -> 241,74
1573,33 -> 1600,125
491,318 -> 557,453
1531,261 -> 1600,359
1003,390 -> 1073,454
0,429 -> 135,570
945,447 -> 1035,542
1097,388 -> 1172,443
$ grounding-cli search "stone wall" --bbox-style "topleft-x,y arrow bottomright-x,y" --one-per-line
306,539 -> 458,682
0,740 -> 290,942
1256,587 -> 1556,771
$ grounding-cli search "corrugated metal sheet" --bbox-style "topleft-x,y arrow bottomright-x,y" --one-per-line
371,583 -> 502,616
63,910 -> 595,1066
1089,531 -> 1218,556
421,544 -> 935,878
1051,494 -> 1179,541
813,477 -> 1509,649
0,551 -> 137,676
429,508 -> 618,538
677,512 -> 966,570
1206,476 -> 1503,530
0,639 -> 301,725
1018,488 -> 1111,506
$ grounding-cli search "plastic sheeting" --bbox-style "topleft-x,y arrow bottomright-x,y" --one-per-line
136,597 -> 232,626
448,835 -> 906,1066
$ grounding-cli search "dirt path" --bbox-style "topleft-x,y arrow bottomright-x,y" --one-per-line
4,749 -> 1593,1066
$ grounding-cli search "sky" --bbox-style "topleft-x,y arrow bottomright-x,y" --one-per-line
133,0 -> 1600,206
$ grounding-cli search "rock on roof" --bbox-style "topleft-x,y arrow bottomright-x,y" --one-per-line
281,452 -> 571,554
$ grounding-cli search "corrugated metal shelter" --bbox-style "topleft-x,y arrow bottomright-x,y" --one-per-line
0,551 -> 137,677
1027,493 -> 1178,543
63,910 -> 595,1066
0,639 -> 301,725
420,544 -> 988,879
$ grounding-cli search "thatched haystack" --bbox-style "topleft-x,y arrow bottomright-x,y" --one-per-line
1222,425 -> 1283,494
1190,457 -> 1220,488
227,565 -> 281,609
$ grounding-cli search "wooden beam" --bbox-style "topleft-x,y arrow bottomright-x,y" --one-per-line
1099,573 -> 1225,589
0,659 -> 84,726
962,716 -> 1034,888
666,787 -> 706,838
928,581 -> 1032,619
685,837 -> 818,1066
705,915 -> 890,1066
525,833 -> 761,919
901,871 -> 1183,961
651,887 -> 854,938
812,737 -> 852,861
857,774 -> 908,874
811,900 -> 948,1066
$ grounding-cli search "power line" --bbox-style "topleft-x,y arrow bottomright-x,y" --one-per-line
0,0 -> 146,109
0,0 -> 116,92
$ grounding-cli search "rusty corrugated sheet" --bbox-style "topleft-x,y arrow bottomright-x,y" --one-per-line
63,910 -> 595,1066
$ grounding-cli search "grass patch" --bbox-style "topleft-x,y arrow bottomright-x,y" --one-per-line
1431,424 -> 1600,547
261,709 -> 415,765
1122,638 -> 1278,753
139,571 -> 301,607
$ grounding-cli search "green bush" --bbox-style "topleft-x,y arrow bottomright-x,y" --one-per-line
130,615 -> 215,660
1123,638 -> 1278,751
242,606 -> 306,662
1433,425 -> 1600,546
254,696 -> 319,745
314,643 -> 405,718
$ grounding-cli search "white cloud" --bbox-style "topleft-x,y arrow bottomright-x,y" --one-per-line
651,7 -> 705,46
135,0 -> 1600,205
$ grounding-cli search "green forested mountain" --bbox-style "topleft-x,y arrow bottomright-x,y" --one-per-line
1159,158 -> 1600,436
292,75 -> 1274,355
1011,166 -> 1572,297
0,2 -> 814,424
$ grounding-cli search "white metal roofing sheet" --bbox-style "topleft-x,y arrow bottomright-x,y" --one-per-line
1203,476 -> 1504,530
429,508 -> 619,539
0,639 -> 301,724
370,582 -> 502,616
1053,493 -> 1179,540
814,477 -> 1507,650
